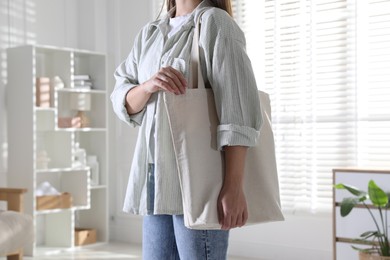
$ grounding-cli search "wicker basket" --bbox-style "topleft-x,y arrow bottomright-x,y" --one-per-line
360,252 -> 390,260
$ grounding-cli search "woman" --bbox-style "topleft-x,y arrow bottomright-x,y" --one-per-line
111,0 -> 261,259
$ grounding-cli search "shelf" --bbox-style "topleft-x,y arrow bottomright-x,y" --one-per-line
36,167 -> 90,174
35,208 -> 73,215
90,185 -> 107,190
35,107 -> 56,112
334,202 -> 390,210
7,45 -> 108,255
73,205 -> 90,211
336,237 -> 377,246
56,88 -> 106,94
56,127 -> 107,132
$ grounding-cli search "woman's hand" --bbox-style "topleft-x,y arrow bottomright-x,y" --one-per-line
217,183 -> 248,230
217,146 -> 249,230
125,66 -> 186,115
141,66 -> 187,95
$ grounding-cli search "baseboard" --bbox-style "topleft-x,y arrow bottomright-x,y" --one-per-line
228,239 -> 332,260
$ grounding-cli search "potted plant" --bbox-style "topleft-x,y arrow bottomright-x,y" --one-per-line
335,180 -> 390,260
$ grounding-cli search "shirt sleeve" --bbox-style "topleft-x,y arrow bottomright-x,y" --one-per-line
110,29 -> 145,127
200,9 -> 263,151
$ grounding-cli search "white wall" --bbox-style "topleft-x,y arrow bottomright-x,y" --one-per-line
104,0 -> 154,245
0,1 -> 334,259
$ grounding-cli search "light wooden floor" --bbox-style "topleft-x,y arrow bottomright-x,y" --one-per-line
2,242 -> 254,260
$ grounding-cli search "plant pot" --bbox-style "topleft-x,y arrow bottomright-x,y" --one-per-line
360,251 -> 390,260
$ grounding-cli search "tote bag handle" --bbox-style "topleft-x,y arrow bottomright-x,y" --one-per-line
190,10 -> 207,90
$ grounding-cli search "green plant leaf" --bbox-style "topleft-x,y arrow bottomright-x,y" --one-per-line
351,245 -> 365,251
335,183 -> 366,197
368,180 -> 388,207
351,245 -> 377,253
340,197 -> 359,217
351,246 -> 379,254
360,231 -> 379,239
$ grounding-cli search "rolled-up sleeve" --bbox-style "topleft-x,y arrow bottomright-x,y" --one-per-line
201,10 -> 262,151
111,30 -> 145,127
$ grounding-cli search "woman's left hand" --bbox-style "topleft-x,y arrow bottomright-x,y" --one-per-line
217,183 -> 248,230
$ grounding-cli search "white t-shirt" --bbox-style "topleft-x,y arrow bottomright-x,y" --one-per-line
168,13 -> 192,38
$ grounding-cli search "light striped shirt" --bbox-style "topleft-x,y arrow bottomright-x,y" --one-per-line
111,0 -> 262,215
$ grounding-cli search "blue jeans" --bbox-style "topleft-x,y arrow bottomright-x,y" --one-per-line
142,215 -> 230,260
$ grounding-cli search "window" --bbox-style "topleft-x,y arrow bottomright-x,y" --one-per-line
260,0 -> 356,213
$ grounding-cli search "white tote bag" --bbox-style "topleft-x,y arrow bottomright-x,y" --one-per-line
163,12 -> 284,230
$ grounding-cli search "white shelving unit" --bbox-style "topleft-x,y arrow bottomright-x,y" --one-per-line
7,45 -> 109,255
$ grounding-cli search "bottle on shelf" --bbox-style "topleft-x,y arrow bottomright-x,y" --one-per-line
87,155 -> 99,186
73,143 -> 86,168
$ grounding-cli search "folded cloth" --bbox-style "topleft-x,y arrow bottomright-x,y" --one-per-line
36,181 -> 60,196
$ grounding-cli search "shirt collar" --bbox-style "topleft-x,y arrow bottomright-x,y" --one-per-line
149,0 -> 213,32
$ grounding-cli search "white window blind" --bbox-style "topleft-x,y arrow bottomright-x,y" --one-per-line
261,0 -> 357,213
356,0 -> 390,166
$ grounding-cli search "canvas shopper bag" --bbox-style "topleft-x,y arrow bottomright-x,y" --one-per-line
163,11 -> 284,230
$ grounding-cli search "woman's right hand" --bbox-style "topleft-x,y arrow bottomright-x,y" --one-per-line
141,66 -> 187,95
125,66 -> 186,115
